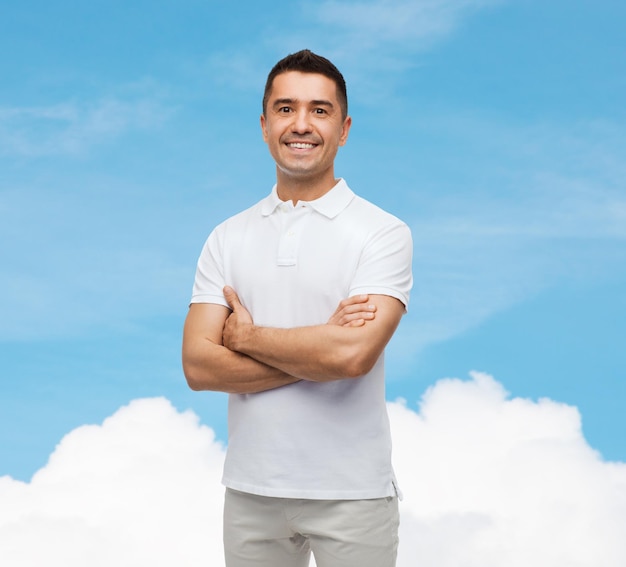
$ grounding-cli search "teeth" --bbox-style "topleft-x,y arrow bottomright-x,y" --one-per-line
288,142 -> 315,149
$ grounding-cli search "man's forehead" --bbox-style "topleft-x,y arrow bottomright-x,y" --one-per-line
269,71 -> 338,98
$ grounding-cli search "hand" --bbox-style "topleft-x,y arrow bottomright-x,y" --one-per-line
222,286 -> 253,351
327,294 -> 377,327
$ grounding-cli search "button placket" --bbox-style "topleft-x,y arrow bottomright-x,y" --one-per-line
276,205 -> 308,266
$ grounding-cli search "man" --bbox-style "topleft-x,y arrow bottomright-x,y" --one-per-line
182,49 -> 413,567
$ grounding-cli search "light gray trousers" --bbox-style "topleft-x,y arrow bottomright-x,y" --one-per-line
223,488 -> 399,567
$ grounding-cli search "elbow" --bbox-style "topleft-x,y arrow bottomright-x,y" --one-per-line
182,340 -> 225,392
182,356 -> 213,392
336,348 -> 378,379
343,361 -> 375,379
183,356 -> 234,393
186,376 -> 204,392
183,364 -> 204,391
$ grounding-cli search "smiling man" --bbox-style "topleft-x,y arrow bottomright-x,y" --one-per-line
183,49 -> 413,567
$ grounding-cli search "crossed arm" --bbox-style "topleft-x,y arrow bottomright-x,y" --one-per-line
182,287 -> 405,394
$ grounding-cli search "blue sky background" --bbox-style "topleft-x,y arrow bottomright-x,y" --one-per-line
1,0 -> 625,483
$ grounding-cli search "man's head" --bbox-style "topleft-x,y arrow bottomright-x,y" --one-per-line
262,49 -> 348,120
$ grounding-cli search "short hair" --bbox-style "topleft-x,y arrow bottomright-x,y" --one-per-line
262,49 -> 348,119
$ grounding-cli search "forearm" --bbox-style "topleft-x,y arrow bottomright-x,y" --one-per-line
182,295 -> 380,393
226,324 -> 376,382
217,290 -> 402,383
183,339 -> 299,394
182,303 -> 299,394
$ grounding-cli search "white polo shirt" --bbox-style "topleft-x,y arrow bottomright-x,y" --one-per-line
191,179 -> 413,499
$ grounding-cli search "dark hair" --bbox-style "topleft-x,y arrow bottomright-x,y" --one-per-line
262,49 -> 348,119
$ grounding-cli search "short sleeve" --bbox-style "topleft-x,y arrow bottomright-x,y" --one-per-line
350,221 -> 413,310
190,226 -> 230,308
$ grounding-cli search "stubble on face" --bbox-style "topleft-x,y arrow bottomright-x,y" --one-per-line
261,72 -> 351,201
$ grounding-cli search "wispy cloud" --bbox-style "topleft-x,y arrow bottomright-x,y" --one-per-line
204,0 -> 502,97
1,374 -> 624,565
0,175 -> 195,340
0,96 -> 172,157
309,0 -> 501,47
390,114 -> 626,355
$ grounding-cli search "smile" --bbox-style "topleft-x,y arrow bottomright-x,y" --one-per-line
286,142 -> 317,149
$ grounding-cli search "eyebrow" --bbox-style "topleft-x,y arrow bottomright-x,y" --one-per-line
272,98 -> 335,109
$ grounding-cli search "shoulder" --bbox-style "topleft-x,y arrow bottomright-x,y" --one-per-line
356,195 -> 405,221
344,193 -> 411,237
222,197 -> 266,227
209,194 -> 270,237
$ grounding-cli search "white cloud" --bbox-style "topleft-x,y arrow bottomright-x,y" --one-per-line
391,372 -> 626,566
1,375 -> 625,566
0,398 -> 226,566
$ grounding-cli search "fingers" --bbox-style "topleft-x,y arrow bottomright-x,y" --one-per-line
342,301 -> 377,315
341,294 -> 369,307
327,294 -> 377,326
223,286 -> 241,310
341,296 -> 377,317
342,310 -> 375,326
345,318 -> 367,327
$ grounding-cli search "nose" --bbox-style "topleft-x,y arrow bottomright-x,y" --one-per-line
291,109 -> 312,134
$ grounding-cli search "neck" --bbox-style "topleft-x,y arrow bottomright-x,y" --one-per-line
275,168 -> 339,204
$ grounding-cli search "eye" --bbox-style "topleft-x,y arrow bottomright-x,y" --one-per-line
314,108 -> 327,115
278,106 -> 292,113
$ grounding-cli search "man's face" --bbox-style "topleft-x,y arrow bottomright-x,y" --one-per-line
261,71 -> 351,185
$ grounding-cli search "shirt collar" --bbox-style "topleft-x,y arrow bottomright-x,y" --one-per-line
260,179 -> 355,219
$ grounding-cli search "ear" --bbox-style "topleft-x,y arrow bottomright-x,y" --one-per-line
260,113 -> 268,143
339,115 -> 352,146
